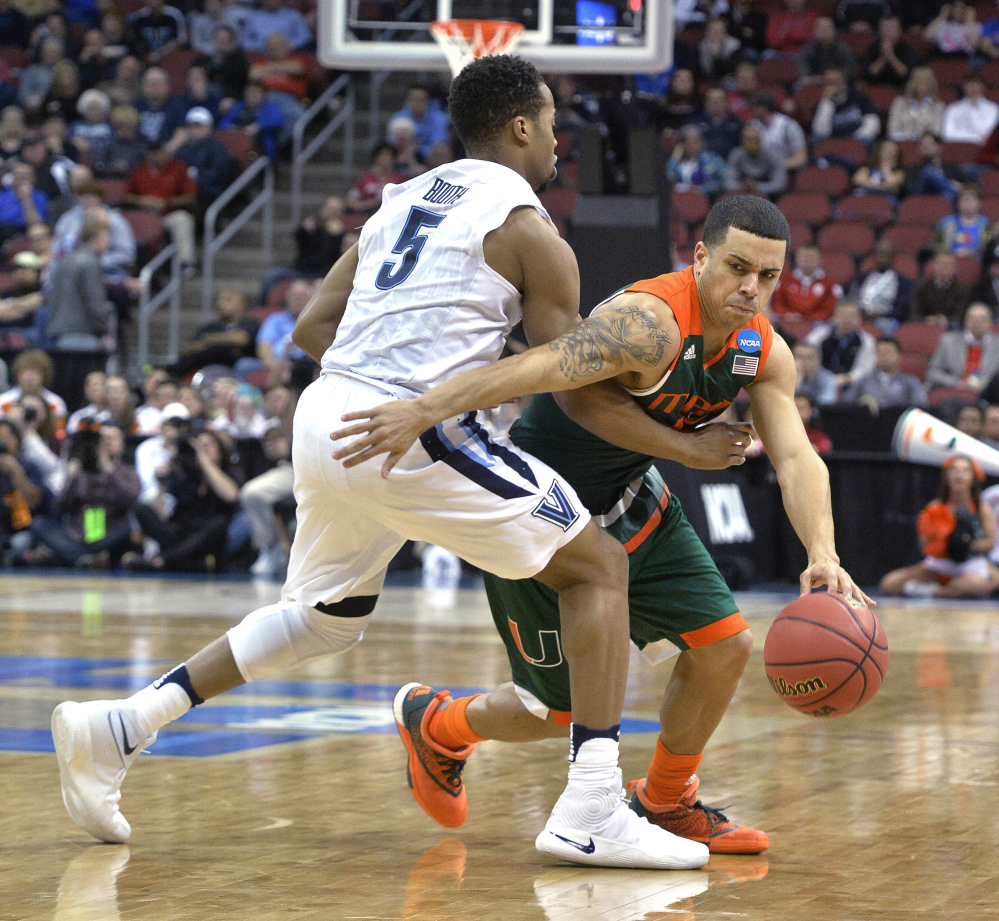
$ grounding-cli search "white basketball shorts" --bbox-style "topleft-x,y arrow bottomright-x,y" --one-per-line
282,372 -> 591,608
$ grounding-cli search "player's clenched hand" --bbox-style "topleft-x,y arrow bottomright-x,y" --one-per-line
329,399 -> 432,478
799,558 -> 876,608
682,422 -> 758,469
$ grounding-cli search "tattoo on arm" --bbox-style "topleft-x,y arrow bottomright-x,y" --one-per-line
548,305 -> 672,382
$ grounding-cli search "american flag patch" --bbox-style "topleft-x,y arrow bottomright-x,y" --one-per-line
732,354 -> 760,376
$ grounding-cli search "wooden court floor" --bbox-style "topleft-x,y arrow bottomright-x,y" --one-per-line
2,573 -> 999,921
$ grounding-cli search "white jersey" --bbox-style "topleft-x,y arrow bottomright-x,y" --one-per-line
322,159 -> 550,397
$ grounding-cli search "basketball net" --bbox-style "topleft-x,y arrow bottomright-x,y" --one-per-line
431,19 -> 526,77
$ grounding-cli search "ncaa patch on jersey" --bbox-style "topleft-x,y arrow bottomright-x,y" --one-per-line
532,480 -> 580,531
736,328 -> 762,353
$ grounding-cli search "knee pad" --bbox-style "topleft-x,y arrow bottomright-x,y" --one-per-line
227,601 -> 372,682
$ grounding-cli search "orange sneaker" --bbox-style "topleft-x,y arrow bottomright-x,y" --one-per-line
628,776 -> 769,854
393,683 -> 475,828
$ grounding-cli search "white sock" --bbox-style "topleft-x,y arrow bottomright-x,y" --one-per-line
567,737 -> 621,789
127,680 -> 191,738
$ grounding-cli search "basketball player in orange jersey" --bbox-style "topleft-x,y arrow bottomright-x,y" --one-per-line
332,195 -> 873,853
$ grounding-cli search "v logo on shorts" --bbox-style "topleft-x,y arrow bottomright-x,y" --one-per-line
532,481 -> 580,532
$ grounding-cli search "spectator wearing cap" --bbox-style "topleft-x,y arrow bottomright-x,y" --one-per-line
692,86 -> 744,160
134,399 -> 191,504
135,66 -> 188,146
241,0 -> 312,53
124,142 -> 198,272
0,162 -> 48,247
93,105 -> 147,179
812,68 -> 880,144
129,0 -> 187,63
858,16 -> 921,89
70,90 -> 114,163
168,107 -> 237,208
390,85 -> 451,160
52,174 -> 138,283
218,80 -> 284,160
725,124 -> 787,197
942,71 -> 999,145
799,16 -> 855,86
749,91 -> 807,172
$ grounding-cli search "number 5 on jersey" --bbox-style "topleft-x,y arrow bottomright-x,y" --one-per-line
375,206 -> 446,290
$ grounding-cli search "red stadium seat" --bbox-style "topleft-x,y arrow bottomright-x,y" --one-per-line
883,223 -> 935,256
814,137 -> 868,169
980,195 -> 999,223
217,128 -> 254,171
671,222 -> 690,249
159,48 -> 199,95
865,85 -> 899,116
774,315 -> 816,343
0,46 -> 28,70
897,195 -> 953,226
899,353 -> 929,381
791,84 -> 825,127
793,165 -> 851,199
897,140 -> 922,168
900,33 -> 934,61
930,58 -> 973,91
940,142 -> 982,166
821,252 -> 857,286
539,187 -> 578,220
930,385 -> 980,406
983,59 -> 999,89
817,221 -> 877,257
896,321 -> 944,357
840,32 -> 874,56
671,189 -> 710,226
121,209 -> 164,258
757,57 -> 799,88
954,254 -> 983,287
343,212 -> 368,232
777,192 -> 832,226
102,178 -> 127,207
554,130 -> 574,160
836,195 -> 895,226
788,221 -> 814,250
859,252 -> 921,280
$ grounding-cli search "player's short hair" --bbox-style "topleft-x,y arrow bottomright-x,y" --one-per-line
448,55 -> 546,151
702,195 -> 790,252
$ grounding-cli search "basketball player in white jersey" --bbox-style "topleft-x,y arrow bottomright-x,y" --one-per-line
50,56 -> 707,871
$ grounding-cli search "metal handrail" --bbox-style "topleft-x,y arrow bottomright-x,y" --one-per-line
291,74 -> 355,227
136,241 -> 181,371
201,156 -> 275,316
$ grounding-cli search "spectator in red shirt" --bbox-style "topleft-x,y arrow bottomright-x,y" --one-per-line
771,243 -> 842,323
765,0 -> 817,55
794,393 -> 833,454
346,143 -> 407,214
124,142 -> 199,273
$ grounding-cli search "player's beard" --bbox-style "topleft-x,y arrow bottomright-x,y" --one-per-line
535,175 -> 553,194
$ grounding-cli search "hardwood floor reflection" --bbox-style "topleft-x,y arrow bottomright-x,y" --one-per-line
2,575 -> 999,920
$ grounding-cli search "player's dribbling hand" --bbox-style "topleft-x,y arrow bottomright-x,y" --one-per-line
799,558 -> 876,608
329,399 -> 432,477
684,422 -> 758,469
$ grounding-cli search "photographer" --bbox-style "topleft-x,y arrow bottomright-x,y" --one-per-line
28,424 -> 139,567
880,456 -> 995,598
127,429 -> 241,572
0,418 -> 50,555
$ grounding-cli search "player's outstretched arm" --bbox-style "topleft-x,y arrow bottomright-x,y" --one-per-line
748,335 -> 874,607
330,303 -> 671,475
291,243 -> 359,363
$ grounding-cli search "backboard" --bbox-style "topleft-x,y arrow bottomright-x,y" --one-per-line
319,0 -> 672,75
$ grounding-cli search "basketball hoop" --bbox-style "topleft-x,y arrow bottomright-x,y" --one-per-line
431,19 -> 526,77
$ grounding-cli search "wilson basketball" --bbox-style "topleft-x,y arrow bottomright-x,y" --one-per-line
763,591 -> 889,717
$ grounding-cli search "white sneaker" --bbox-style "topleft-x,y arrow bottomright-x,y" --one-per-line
535,772 -> 710,870
250,547 -> 289,579
903,579 -> 938,598
52,701 -> 156,843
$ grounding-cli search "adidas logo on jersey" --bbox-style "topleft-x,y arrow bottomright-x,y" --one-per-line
683,344 -> 696,361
